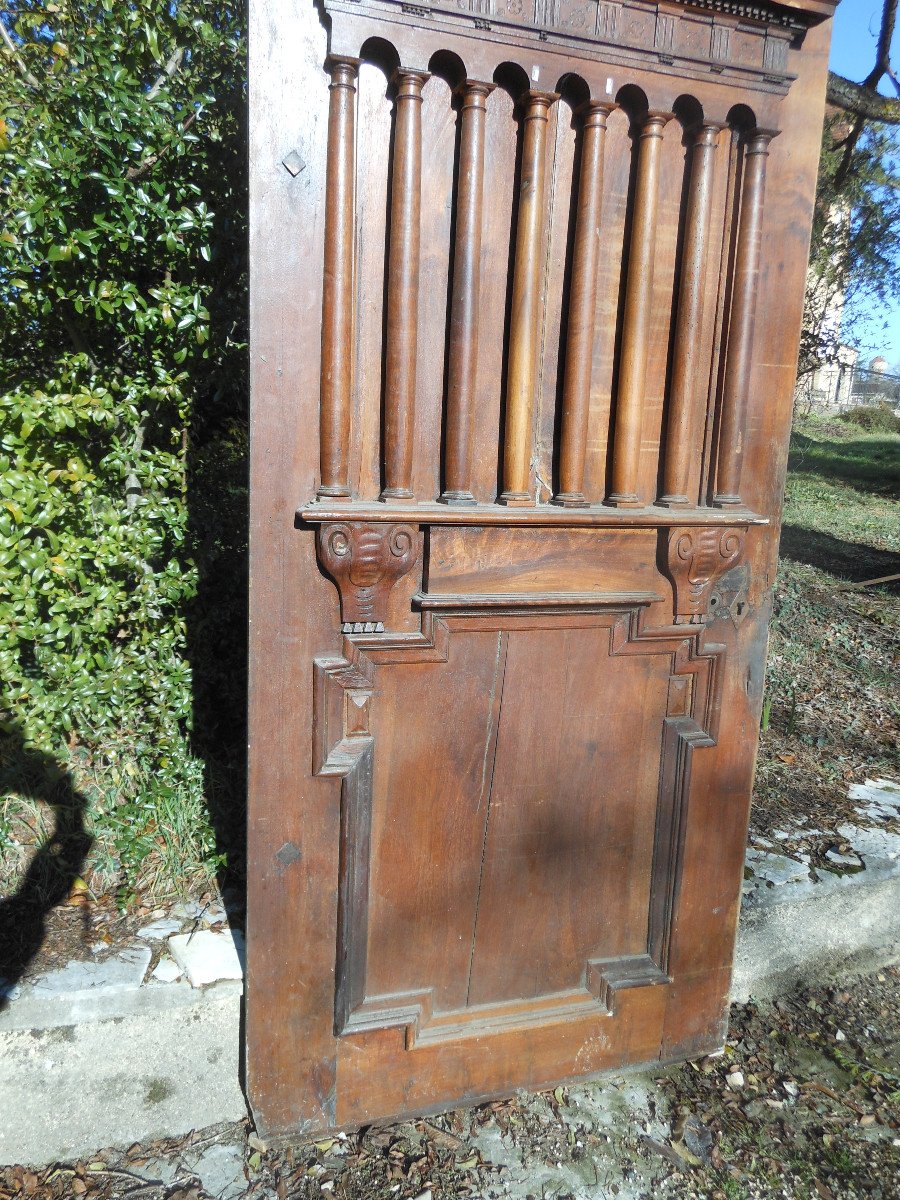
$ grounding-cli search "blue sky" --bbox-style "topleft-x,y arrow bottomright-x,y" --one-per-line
829,0 -> 900,367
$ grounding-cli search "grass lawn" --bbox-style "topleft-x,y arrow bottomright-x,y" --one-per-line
753,413 -> 900,839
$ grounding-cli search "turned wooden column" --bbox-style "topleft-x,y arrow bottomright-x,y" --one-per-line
607,111 -> 670,508
714,129 -> 776,507
554,101 -> 613,508
499,90 -> 556,507
441,80 -> 494,505
319,56 -> 359,499
659,122 -> 721,509
382,68 -> 428,503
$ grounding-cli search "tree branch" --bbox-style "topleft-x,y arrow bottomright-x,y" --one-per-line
827,72 -> 900,124
146,45 -> 184,101
826,0 -> 900,124
0,19 -> 40,88
865,0 -> 897,87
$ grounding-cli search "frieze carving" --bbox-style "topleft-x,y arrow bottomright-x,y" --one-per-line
323,0 -> 808,94
665,527 -> 746,624
317,522 -> 418,633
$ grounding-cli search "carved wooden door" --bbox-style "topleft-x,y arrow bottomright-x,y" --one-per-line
247,0 -> 836,1138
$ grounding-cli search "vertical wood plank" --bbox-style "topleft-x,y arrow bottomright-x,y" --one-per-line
554,102 -> 612,508
714,128 -> 776,507
382,69 -> 428,502
441,80 -> 494,505
499,90 -> 556,506
319,57 -> 359,498
659,122 -> 721,508
607,112 -> 670,508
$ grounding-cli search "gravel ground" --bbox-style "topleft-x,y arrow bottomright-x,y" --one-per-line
3,967 -> 898,1200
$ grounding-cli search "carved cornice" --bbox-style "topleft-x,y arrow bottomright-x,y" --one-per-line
323,0 -> 806,95
665,0 -> 806,31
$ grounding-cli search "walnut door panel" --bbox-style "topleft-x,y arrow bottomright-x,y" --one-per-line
248,0 -> 836,1138
342,623 -> 668,1019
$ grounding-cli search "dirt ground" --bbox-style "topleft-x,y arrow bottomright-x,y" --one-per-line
3,967 -> 898,1200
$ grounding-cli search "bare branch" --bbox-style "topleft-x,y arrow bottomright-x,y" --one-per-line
864,0 -> 898,87
827,71 -> 900,124
146,45 -> 184,101
0,19 -> 40,88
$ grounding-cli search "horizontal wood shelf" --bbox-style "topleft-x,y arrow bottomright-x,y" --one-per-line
297,501 -> 768,528
415,591 -> 663,609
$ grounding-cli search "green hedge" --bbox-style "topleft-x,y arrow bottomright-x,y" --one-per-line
0,1 -> 248,900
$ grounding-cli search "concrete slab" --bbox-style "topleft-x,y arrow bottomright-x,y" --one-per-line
0,987 -> 245,1165
732,870 -> 900,1002
17,945 -> 152,999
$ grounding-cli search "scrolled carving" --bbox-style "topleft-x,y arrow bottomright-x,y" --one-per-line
317,522 -> 418,632
665,527 -> 745,624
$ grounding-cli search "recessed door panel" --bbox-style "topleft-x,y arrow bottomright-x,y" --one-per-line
467,625 -> 667,1005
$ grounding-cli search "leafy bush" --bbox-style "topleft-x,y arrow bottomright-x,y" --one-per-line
839,404 -> 900,435
0,1 -> 248,900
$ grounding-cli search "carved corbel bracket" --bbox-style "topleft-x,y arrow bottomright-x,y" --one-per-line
317,522 -> 417,633
665,527 -> 746,624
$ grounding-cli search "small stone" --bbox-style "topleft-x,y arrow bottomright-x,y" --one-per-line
168,929 -> 245,987
151,956 -> 182,983
137,917 -> 182,940
835,1029 -> 846,1042
170,900 -> 204,920
783,1081 -> 799,1097
193,1142 -> 246,1200
726,1070 -> 745,1089
744,850 -> 810,886
825,847 -> 863,868
0,979 -> 21,1003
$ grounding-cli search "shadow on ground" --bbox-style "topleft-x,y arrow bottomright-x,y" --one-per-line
788,432 -> 900,496
0,722 -> 92,1003
778,524 -> 900,588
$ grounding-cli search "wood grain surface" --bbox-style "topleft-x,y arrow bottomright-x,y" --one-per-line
247,0 -> 836,1138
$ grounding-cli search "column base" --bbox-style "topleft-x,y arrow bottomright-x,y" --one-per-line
656,494 -> 692,509
497,491 -> 534,508
380,488 -> 415,504
551,492 -> 589,508
438,490 -> 478,506
605,493 -> 642,509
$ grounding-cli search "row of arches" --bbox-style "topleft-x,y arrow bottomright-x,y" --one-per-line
317,39 -> 776,510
